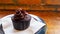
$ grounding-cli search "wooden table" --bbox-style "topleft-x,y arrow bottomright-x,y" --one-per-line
0,11 -> 60,34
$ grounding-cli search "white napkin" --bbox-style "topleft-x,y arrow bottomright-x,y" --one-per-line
1,14 -> 45,34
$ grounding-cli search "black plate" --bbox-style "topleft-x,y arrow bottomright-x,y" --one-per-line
0,14 -> 47,34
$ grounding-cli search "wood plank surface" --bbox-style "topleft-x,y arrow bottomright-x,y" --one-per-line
0,11 -> 60,34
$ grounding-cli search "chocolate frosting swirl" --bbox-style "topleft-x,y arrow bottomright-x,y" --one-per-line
14,8 -> 28,20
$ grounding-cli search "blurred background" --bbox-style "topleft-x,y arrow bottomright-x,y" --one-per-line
0,0 -> 60,34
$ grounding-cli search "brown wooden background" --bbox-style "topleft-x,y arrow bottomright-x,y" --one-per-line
0,0 -> 60,34
0,0 -> 60,11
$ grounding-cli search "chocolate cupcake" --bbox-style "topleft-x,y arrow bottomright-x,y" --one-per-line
11,9 -> 31,30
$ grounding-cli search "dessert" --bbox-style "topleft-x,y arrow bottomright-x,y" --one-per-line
11,8 -> 31,30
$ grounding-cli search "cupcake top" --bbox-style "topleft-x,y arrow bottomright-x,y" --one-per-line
13,8 -> 28,20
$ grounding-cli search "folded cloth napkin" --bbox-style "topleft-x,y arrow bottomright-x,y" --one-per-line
1,14 -> 46,34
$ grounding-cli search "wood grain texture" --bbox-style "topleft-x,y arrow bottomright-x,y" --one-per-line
0,0 -> 60,10
0,11 -> 60,34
